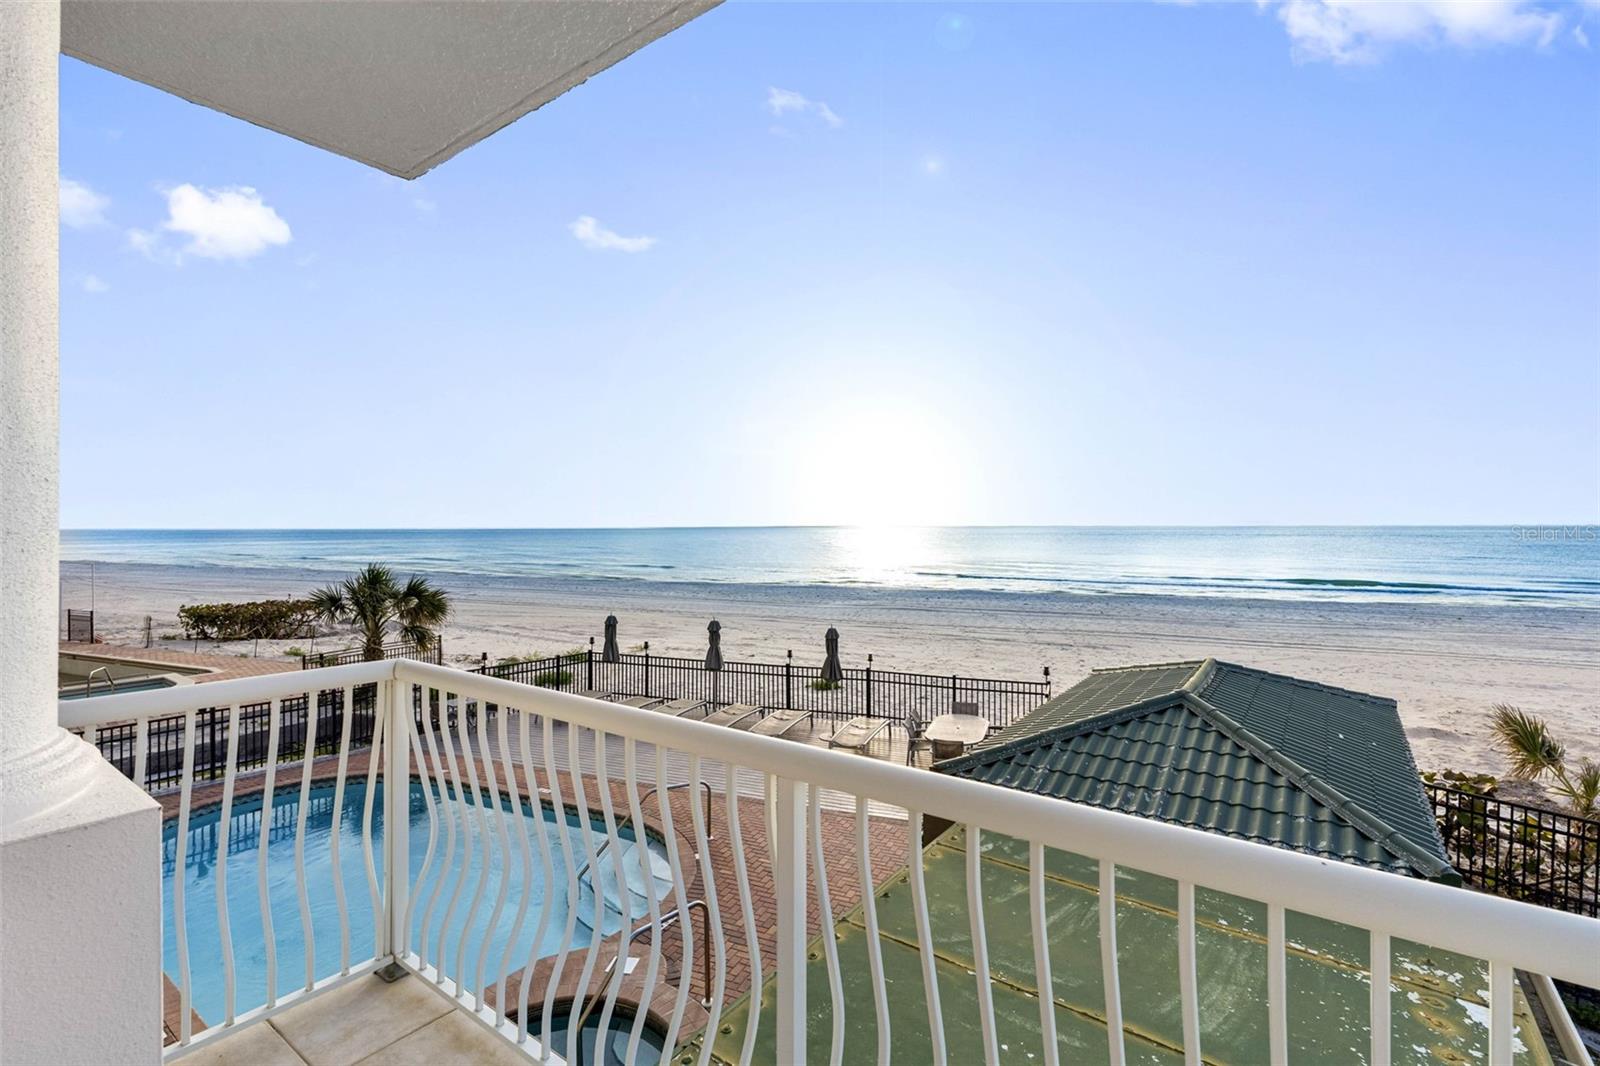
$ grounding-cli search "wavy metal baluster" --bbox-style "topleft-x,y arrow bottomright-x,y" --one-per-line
214,704 -> 242,1023
453,693 -> 493,999
691,755 -> 728,1066
623,739 -> 666,1065
540,714 -> 582,1058
563,724 -> 609,1065
856,796 -> 891,1066
361,697 -> 386,958
294,692 -> 321,990
593,733 -> 638,1049
329,685 -> 356,975
1030,841 -> 1059,1066
257,699 -> 283,1009
966,825 -> 999,1065
472,700 -> 514,1008
907,809 -> 947,1066
404,686 -> 440,973
435,691 -> 476,990
726,766 -> 764,1066
809,779 -> 845,1066
417,691 -> 456,975
493,705 -> 534,1031
173,709 -> 197,1044
652,742 -> 696,1058
516,709 -> 560,1051
1099,859 -> 1126,1066
591,733 -> 634,1041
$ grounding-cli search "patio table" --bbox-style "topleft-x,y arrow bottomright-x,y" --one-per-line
925,713 -> 989,760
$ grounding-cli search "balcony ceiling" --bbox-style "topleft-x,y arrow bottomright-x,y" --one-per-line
61,0 -> 720,179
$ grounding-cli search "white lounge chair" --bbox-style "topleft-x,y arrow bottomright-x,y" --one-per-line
749,706 -> 811,738
698,703 -> 762,728
829,716 -> 890,751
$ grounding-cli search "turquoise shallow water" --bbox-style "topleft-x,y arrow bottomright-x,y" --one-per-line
64,526 -> 1600,605
162,781 -> 669,1026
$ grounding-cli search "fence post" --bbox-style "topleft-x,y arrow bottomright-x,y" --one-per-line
644,641 -> 651,697
384,676 -> 410,960
785,650 -> 793,710
951,673 -> 958,712
774,778 -> 808,1064
866,653 -> 873,718
587,637 -> 595,691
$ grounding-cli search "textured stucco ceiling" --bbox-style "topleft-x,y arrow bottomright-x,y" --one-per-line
62,0 -> 720,179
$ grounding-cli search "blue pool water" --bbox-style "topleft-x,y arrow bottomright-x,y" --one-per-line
162,780 -> 670,1025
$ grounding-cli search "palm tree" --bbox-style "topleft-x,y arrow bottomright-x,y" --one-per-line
1489,703 -> 1600,817
308,564 -> 451,662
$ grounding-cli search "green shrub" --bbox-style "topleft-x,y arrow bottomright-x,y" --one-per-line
810,678 -> 841,691
1422,768 -> 1499,796
284,646 -> 305,658
178,599 -> 317,641
533,668 -> 573,688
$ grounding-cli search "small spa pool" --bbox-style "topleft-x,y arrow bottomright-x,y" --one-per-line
162,780 -> 671,1026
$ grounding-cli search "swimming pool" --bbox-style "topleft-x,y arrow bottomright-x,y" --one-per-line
162,779 -> 671,1025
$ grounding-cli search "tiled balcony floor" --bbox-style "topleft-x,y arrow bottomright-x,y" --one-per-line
183,974 -> 529,1066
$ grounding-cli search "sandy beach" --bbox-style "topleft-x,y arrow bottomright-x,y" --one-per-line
62,560 -> 1600,779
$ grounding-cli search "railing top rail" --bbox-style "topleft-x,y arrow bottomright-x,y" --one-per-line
390,661 -> 1600,986
60,658 -> 1600,989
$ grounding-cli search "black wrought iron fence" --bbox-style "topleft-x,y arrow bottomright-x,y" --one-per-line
86,683 -> 379,792
475,648 -> 1051,731
300,639 -> 442,669
65,608 -> 95,643
1428,784 -> 1599,918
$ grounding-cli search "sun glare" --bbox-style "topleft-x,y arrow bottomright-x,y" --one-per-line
783,399 -> 975,527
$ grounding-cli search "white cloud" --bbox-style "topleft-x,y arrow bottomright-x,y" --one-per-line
142,184 -> 292,261
1575,23 -> 1590,47
766,87 -> 844,129
81,274 -> 109,294
60,178 -> 110,228
1266,0 -> 1566,63
568,216 -> 656,253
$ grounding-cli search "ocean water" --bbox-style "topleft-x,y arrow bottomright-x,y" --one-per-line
62,526 -> 1599,606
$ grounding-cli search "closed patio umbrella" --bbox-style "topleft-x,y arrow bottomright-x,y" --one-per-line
705,619 -> 724,671
602,614 -> 620,663
821,626 -> 844,683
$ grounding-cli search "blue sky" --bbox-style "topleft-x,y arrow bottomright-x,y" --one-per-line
58,1 -> 1599,528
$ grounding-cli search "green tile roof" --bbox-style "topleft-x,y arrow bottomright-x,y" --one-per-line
940,659 -> 1455,881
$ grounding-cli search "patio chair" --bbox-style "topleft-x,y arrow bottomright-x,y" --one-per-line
614,695 -> 665,710
904,709 -> 930,765
829,716 -> 891,752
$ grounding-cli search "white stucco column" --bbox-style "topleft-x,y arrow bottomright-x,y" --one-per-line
1,3 -> 163,1061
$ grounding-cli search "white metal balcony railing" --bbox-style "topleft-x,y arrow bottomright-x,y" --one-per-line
59,660 -> 1600,1066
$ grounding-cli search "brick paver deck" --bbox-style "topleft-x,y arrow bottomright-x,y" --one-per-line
61,640 -> 300,683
